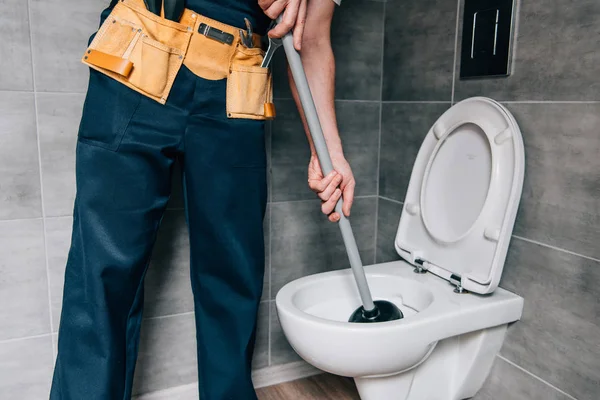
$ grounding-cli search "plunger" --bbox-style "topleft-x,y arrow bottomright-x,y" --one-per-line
276,18 -> 402,323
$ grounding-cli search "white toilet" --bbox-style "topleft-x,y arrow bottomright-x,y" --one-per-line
275,97 -> 526,400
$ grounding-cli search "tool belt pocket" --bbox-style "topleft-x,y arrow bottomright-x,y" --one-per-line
82,3 -> 189,104
226,46 -> 275,120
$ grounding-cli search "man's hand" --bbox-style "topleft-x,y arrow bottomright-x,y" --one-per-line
258,0 -> 307,50
308,152 -> 355,223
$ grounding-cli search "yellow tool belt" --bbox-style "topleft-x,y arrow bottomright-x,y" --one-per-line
82,0 -> 275,120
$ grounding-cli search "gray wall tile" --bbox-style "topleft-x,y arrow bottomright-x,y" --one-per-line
133,314 -> 198,396
144,210 -> 193,318
455,0 -> 600,101
0,92 -> 42,220
382,0 -> 457,101
266,121 -> 272,203
252,302 -> 269,370
379,103 -> 450,202
337,102 -> 381,197
270,301 -> 301,365
507,103 -> 600,260
331,0 -> 385,101
376,197 -> 402,263
0,219 -> 49,340
0,0 -> 33,91
263,204 -> 271,301
45,216 -> 72,332
270,197 -> 376,297
476,356 -> 572,400
0,335 -> 54,399
271,100 -> 380,202
272,0 -> 385,101
270,99 -> 311,201
29,0 -> 105,92
500,238 -> 600,400
37,93 -> 83,217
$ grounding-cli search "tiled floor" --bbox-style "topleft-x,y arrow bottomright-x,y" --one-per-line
256,374 -> 360,400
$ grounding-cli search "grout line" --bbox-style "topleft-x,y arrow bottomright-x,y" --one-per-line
373,0 -> 387,264
44,215 -> 73,220
0,89 -> 85,95
269,194 -> 378,205
451,0 -> 461,105
377,100 -> 600,104
1,90 -> 597,104
268,120 -> 273,367
0,216 -> 43,224
26,0 -> 56,358
501,100 -> 600,104
272,97 -> 380,104
332,99 -> 380,103
268,300 -> 272,367
0,332 -> 53,346
142,301 -> 273,325
267,121 -> 273,302
497,356 -> 578,400
381,100 -> 451,104
378,196 -> 403,206
143,311 -> 194,321
512,235 -> 600,263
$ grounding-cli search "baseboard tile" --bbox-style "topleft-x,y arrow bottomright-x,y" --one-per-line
133,361 -> 322,400
253,360 -> 322,388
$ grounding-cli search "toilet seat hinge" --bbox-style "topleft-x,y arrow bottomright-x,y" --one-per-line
450,273 -> 466,293
413,258 -> 428,274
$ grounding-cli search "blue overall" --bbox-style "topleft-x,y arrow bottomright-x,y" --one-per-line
50,2 -> 270,399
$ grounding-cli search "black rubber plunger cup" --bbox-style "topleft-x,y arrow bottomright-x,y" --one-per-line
276,18 -> 402,323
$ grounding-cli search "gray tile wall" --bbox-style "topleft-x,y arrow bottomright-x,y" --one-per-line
376,1 -> 600,400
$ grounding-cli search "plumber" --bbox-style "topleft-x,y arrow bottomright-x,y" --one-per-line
50,0 -> 354,398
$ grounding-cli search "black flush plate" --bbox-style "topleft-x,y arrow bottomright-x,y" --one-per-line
460,0 -> 515,79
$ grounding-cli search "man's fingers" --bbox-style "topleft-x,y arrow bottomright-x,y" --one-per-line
293,0 -> 307,50
308,170 -> 337,192
258,0 -> 277,12
321,188 -> 342,215
342,181 -> 355,217
317,174 -> 343,201
328,212 -> 341,223
268,0 -> 299,38
263,0 -> 287,20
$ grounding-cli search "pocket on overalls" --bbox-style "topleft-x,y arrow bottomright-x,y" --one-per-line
82,2 -> 190,105
77,69 -> 141,151
226,45 -> 275,120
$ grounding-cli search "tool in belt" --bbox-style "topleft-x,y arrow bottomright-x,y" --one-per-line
144,0 -> 185,22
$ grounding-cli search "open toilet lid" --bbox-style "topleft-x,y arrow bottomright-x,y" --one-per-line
394,97 -> 525,294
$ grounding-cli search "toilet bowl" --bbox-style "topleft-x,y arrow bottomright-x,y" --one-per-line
275,97 -> 526,400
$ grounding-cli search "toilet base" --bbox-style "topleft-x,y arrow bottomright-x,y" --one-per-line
353,325 -> 507,400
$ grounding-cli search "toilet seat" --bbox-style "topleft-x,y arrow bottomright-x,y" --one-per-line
395,97 -> 524,294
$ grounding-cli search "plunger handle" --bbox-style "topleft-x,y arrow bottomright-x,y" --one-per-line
276,17 -> 375,312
